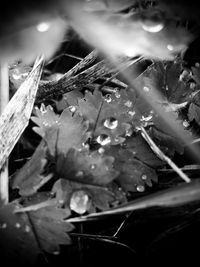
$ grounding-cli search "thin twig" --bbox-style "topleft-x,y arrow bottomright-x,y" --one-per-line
140,126 -> 191,183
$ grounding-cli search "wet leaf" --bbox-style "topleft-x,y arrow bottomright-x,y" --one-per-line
0,202 -> 73,265
56,149 -> 118,186
12,142 -> 52,196
52,179 -> 127,212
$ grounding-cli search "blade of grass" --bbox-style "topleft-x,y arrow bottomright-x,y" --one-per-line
0,62 -> 9,204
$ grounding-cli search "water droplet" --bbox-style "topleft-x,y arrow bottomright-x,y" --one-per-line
104,117 -> 118,130
69,106 -> 76,113
25,225 -> 31,232
167,44 -> 174,51
128,111 -> 136,117
70,190 -> 90,214
142,23 -> 164,33
141,115 -> 153,122
0,223 -> 7,229
53,251 -> 60,255
143,86 -> 150,92
90,164 -> 96,170
195,62 -> 200,68
136,185 -> 145,192
75,171 -> 84,178
12,74 -> 22,80
104,94 -> 112,103
15,223 -> 21,228
115,90 -> 121,98
124,100 -> 132,108
98,147 -> 105,154
190,82 -> 196,90
125,128 -> 133,137
141,174 -> 147,180
166,85 -> 169,91
183,120 -> 190,128
43,121 -> 49,127
36,22 -> 50,32
96,134 -> 111,146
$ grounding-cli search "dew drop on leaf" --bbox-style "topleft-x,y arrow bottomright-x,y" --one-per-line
124,100 -> 133,108
90,164 -> 96,170
141,174 -> 147,180
0,223 -> 7,229
141,22 -> 164,33
128,111 -> 136,117
96,134 -> 111,146
115,90 -> 121,98
125,128 -> 133,137
167,44 -> 174,51
190,82 -> 196,90
25,225 -> 31,233
183,120 -> 190,128
53,251 -> 60,255
70,190 -> 90,214
104,94 -> 112,103
15,223 -> 21,228
75,170 -> 84,178
69,106 -> 76,113
143,86 -> 150,92
104,117 -> 118,130
98,147 -> 105,154
136,185 -> 145,192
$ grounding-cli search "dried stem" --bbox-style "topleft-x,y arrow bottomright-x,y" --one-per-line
0,62 -> 9,204
140,126 -> 191,183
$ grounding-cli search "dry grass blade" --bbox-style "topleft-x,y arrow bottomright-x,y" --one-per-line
140,127 -> 191,183
0,56 -> 44,171
67,180 -> 200,223
35,53 -> 136,104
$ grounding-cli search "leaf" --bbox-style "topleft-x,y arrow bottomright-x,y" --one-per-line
108,144 -> 158,192
52,179 -> 127,212
56,149 -> 118,186
188,91 -> 200,125
148,127 -> 184,157
32,105 -> 90,156
55,90 -> 83,112
77,89 -> 136,145
123,135 -> 165,168
12,142 -> 52,196
137,60 -> 192,104
69,180 -> 200,222
0,202 -> 74,265
57,109 -> 89,155
31,104 -> 59,138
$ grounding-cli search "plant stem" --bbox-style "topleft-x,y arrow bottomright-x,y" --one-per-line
140,126 -> 191,183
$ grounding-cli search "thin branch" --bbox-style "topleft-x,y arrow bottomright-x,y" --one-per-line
139,126 -> 191,183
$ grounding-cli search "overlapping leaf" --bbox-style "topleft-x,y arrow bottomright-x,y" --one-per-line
0,202 -> 73,265
53,179 -> 127,213
12,142 -> 52,196
108,144 -> 158,192
31,105 -> 90,156
77,89 -> 136,145
56,149 -> 118,186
